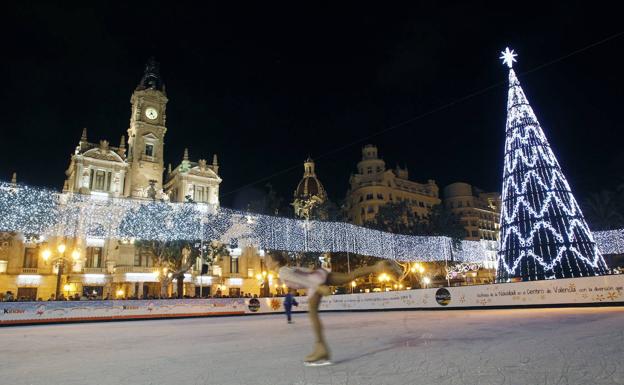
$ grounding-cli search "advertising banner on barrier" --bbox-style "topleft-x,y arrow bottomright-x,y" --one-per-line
1,275 -> 623,325
0,298 -> 247,325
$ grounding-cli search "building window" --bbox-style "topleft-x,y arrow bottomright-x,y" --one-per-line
367,167 -> 372,174
134,251 -> 152,267
366,193 -> 373,200
359,195 -> 363,202
367,206 -> 374,213
471,230 -> 479,238
360,207 -> 365,215
418,201 -> 425,207
389,193 -> 393,201
376,167 -> 382,173
85,247 -> 102,268
23,247 -> 38,268
230,257 -> 239,274
17,288 -> 37,301
377,193 -> 383,200
145,143 -> 154,157
458,201 -> 463,208
134,252 -> 141,266
93,170 -> 106,191
194,186 -> 205,202
89,169 -> 112,192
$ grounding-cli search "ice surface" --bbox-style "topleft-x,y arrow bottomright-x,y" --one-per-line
0,307 -> 623,385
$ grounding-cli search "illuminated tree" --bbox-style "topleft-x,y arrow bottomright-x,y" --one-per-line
496,48 -> 609,281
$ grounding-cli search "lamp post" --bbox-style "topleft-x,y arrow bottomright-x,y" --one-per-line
378,273 -> 390,291
41,242 -> 80,299
256,270 -> 271,297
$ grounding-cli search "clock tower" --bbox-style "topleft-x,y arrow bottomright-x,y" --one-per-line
125,58 -> 169,198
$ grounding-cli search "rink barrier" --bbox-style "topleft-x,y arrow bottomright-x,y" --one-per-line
1,275 -> 623,326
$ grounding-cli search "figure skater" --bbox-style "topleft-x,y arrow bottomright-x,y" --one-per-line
271,254 -> 402,366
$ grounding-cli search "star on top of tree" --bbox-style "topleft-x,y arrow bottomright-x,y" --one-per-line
499,47 -> 517,68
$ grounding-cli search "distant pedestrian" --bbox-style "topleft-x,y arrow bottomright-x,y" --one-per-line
4,291 -> 14,301
283,290 -> 298,324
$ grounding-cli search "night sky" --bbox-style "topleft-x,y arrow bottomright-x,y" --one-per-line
1,2 -> 622,209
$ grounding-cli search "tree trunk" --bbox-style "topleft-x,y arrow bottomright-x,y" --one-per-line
176,274 -> 185,298
160,278 -> 170,298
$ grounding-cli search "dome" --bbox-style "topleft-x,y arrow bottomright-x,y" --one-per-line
293,159 -> 326,200
443,182 -> 473,198
295,176 -> 325,199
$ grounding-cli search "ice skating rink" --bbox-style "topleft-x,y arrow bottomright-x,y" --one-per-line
1,307 -> 623,385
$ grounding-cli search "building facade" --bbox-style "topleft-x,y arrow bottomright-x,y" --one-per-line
0,59 -> 277,300
443,182 -> 501,242
344,144 -> 441,225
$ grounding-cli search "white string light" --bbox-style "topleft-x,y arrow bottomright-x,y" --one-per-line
496,48 -> 609,281
0,182 -> 621,264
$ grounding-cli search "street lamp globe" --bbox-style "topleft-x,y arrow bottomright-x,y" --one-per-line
57,244 -> 66,253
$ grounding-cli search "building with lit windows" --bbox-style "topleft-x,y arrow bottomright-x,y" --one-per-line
443,182 -> 501,241
344,144 -> 441,225
0,59 -> 273,300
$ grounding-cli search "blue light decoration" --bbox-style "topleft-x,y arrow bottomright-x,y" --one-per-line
496,47 -> 609,281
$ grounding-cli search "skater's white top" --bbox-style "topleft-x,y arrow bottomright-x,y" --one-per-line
279,266 -> 328,293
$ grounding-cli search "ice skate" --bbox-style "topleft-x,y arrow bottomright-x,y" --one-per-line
304,342 -> 331,366
304,359 -> 332,367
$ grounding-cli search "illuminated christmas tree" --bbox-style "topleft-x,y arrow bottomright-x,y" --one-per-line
496,48 -> 609,281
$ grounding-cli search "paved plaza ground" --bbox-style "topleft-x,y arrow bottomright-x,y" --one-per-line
1,307 -> 623,385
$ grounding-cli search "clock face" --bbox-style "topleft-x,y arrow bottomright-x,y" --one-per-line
145,107 -> 158,120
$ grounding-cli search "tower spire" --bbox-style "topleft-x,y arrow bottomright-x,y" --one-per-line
136,57 -> 165,92
212,154 -> 219,174
496,47 -> 608,281
80,127 -> 88,143
117,135 -> 126,157
183,148 -> 189,161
